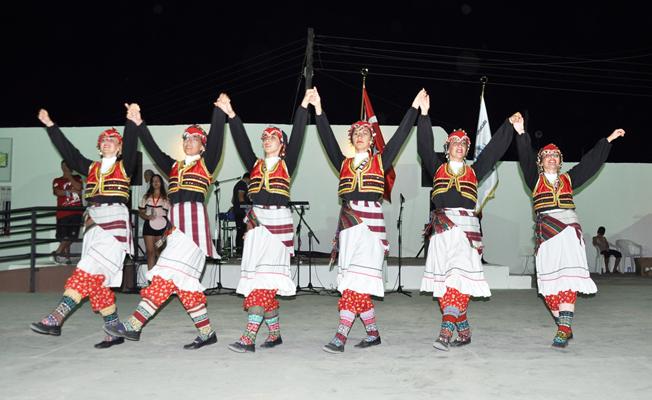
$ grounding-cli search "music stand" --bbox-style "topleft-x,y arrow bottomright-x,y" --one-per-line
205,176 -> 240,295
387,193 -> 412,297
291,201 -> 323,295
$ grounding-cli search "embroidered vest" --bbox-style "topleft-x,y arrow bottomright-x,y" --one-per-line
84,160 -> 130,200
168,158 -> 211,196
338,154 -> 385,197
248,159 -> 291,198
532,173 -> 575,213
431,163 -> 478,203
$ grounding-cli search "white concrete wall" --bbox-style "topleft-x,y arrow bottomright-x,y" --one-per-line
2,123 -> 651,272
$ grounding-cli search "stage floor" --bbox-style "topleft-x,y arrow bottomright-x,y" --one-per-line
1,275 -> 650,400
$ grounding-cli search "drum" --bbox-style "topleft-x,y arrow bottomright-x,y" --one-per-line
150,216 -> 167,230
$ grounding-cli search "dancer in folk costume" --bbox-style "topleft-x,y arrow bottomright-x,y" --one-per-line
31,105 -> 138,349
216,90 -> 312,353
515,120 -> 625,348
418,94 -> 518,351
105,97 -> 226,349
311,88 -> 425,354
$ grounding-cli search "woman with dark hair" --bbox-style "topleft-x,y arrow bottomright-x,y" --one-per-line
31,104 -> 138,349
106,96 -> 226,350
311,88 -> 423,354
138,174 -> 170,270
216,89 -> 311,353
515,122 -> 625,348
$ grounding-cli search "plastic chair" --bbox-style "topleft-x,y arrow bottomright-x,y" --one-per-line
615,239 -> 643,273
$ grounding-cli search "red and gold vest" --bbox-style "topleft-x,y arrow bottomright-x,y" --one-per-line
168,158 -> 211,196
338,154 -> 385,196
532,173 -> 575,212
431,163 -> 478,203
84,160 -> 130,200
248,159 -> 291,198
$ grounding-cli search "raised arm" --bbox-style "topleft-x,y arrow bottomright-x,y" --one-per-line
472,113 -> 518,182
203,96 -> 227,173
217,94 -> 257,170
283,89 -> 312,175
39,109 -> 92,175
568,129 -> 624,188
514,117 -> 539,191
310,87 -> 345,170
380,89 -> 422,170
416,93 -> 441,178
120,104 -> 140,177
130,104 -> 175,176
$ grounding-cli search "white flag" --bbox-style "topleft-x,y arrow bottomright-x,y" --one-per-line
473,95 -> 498,213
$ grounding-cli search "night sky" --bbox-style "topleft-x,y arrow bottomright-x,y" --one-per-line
3,1 -> 651,162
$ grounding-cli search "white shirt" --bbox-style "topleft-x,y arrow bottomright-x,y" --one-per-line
353,152 -> 369,167
265,156 -> 280,170
184,154 -> 201,165
449,160 -> 464,174
100,156 -> 117,173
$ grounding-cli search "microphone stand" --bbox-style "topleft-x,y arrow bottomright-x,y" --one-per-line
292,203 -> 322,295
387,194 -> 412,297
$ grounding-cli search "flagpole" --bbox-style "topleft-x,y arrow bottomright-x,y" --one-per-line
360,68 -> 368,120
480,75 -> 488,99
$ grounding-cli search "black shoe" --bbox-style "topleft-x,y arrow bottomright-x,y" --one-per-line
354,336 -> 381,348
227,341 -> 255,353
183,332 -> 217,350
322,342 -> 344,354
450,337 -> 471,347
30,322 -> 61,336
103,322 -> 141,341
433,336 -> 450,351
94,337 -> 125,349
260,336 -> 283,349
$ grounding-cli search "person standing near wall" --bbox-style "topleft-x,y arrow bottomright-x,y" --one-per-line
31,105 -> 138,349
52,160 -> 83,264
216,90 -> 311,353
418,94 -> 519,351
231,172 -> 251,256
138,174 -> 170,270
515,121 -> 625,348
105,97 -> 226,349
592,226 -> 622,273
311,88 -> 423,354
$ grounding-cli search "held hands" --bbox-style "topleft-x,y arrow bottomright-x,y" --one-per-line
125,103 -> 143,126
509,112 -> 525,135
301,88 -> 317,109
412,88 -> 429,115
38,109 -> 54,127
215,93 -> 235,119
607,128 -> 625,143
307,87 -> 322,115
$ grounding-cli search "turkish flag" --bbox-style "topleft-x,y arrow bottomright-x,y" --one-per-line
363,87 -> 394,202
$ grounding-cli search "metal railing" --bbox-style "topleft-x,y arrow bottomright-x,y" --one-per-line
0,206 -> 143,292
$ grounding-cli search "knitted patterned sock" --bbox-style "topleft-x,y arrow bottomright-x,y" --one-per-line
553,311 -> 574,346
239,306 -> 264,345
438,306 -> 460,341
263,309 -> 281,342
360,308 -> 380,342
124,298 -> 158,332
41,295 -> 79,326
455,311 -> 471,340
330,309 -> 355,347
101,307 -> 121,342
187,303 -> 213,341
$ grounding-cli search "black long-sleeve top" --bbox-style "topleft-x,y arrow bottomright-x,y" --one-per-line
418,114 -> 514,210
228,106 -> 308,206
516,130 -> 612,193
138,107 -> 226,204
46,120 -> 139,204
315,107 -> 418,201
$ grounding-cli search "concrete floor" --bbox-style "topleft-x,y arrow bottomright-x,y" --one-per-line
1,276 -> 651,400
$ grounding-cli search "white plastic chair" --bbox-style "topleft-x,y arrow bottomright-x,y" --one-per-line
615,239 -> 643,273
593,243 -> 616,274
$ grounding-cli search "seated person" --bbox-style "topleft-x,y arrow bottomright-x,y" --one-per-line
592,226 -> 621,273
